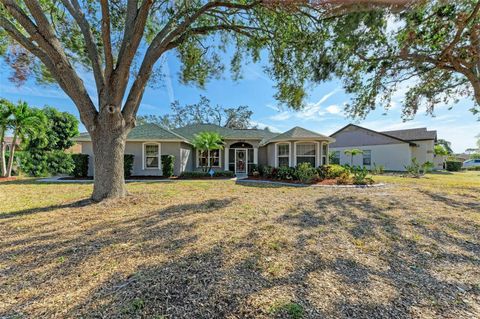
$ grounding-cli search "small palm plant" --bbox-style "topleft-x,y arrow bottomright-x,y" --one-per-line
4,101 -> 46,177
344,149 -> 363,166
192,131 -> 224,172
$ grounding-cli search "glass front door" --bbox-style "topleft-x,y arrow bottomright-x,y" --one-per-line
235,149 -> 247,174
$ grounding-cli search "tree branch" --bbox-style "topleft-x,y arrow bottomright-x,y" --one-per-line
100,0 -> 114,81
60,0 -> 105,93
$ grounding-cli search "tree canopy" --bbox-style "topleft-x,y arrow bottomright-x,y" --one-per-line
137,96 -> 253,129
307,0 -> 480,119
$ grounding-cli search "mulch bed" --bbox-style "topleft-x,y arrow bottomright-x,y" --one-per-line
0,177 -> 16,182
245,177 -> 360,186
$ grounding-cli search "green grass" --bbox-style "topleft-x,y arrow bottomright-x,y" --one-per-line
374,170 -> 480,189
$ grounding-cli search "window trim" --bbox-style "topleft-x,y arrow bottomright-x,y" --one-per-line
294,141 -> 318,167
196,149 -> 221,168
142,142 -> 161,170
275,142 -> 291,167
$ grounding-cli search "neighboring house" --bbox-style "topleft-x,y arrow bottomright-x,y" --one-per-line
329,124 -> 437,171
75,123 -> 335,177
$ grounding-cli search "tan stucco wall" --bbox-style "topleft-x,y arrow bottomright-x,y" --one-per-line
330,143 -> 412,171
79,141 -> 187,176
410,140 -> 435,165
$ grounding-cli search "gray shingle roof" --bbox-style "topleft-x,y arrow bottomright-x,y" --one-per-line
173,123 -> 278,143
382,128 -> 437,141
76,124 -> 187,141
264,126 -> 334,144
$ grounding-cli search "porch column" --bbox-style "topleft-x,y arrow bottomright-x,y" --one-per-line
224,147 -> 229,170
253,147 -> 258,165
325,143 -> 329,165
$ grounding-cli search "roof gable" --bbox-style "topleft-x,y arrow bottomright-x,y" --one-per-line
381,128 -> 437,141
173,123 -> 278,142
264,126 -> 334,144
330,124 -> 410,148
76,124 -> 187,141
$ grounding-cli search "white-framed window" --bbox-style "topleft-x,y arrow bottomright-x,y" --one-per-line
277,143 -> 290,167
197,149 -> 221,167
144,143 -> 160,169
363,150 -> 371,166
296,143 -> 316,167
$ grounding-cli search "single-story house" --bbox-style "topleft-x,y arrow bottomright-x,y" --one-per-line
329,124 -> 437,171
75,123 -> 335,177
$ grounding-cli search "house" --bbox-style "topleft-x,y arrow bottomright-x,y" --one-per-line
75,123 -> 335,177
329,124 -> 437,171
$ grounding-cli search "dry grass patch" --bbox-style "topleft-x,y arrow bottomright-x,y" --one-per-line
0,172 -> 479,318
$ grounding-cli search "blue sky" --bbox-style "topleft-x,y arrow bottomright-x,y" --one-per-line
1,51 -> 478,153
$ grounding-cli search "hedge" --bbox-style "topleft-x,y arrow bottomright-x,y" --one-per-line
180,170 -> 234,178
71,154 -> 89,177
161,155 -> 175,177
124,154 -> 134,178
446,161 -> 462,171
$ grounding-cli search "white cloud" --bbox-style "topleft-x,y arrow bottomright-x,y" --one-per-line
326,104 -> 341,114
250,120 -> 281,132
269,111 -> 291,121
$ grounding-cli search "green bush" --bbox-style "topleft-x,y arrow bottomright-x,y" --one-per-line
276,166 -> 296,180
214,170 -> 234,178
259,165 -> 274,178
71,154 -> 89,177
249,163 -> 259,176
161,155 -> 175,177
446,161 -> 462,171
124,154 -> 134,178
20,150 -> 74,177
352,166 -> 372,185
295,162 -> 318,183
422,161 -> 434,174
404,158 -> 421,177
317,164 -> 347,179
180,171 -> 209,178
465,166 -> 480,171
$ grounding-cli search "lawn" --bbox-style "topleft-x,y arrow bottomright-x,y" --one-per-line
1,172 -> 479,318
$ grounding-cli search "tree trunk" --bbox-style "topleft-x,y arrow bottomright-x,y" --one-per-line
6,132 -> 17,177
91,128 -> 128,201
0,126 -> 6,177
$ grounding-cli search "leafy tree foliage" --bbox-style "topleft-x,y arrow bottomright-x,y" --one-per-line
434,144 -> 449,156
138,96 -> 253,129
436,139 -> 453,154
20,106 -> 78,176
308,0 -> 480,119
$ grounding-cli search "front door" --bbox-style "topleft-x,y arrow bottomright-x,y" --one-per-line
235,149 -> 247,174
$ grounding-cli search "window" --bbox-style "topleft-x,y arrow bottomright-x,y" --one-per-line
277,143 -> 290,167
331,151 -> 340,165
363,150 -> 371,166
197,149 -> 221,167
145,144 -> 160,169
296,143 -> 316,167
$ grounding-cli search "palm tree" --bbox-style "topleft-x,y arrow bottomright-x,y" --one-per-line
192,131 -> 224,172
344,149 -> 363,166
0,99 -> 13,177
5,101 -> 46,177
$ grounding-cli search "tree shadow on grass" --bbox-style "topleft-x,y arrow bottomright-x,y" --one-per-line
418,189 -> 480,211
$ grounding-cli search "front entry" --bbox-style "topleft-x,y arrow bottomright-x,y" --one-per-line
235,149 -> 247,174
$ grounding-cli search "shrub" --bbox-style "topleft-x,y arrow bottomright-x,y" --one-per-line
71,154 -> 89,177
214,170 -> 234,178
317,164 -> 347,179
161,155 -> 175,177
124,154 -> 134,178
249,163 -> 259,176
370,163 -> 385,175
336,171 -> 352,185
19,150 -> 74,177
404,158 -> 421,177
295,162 -> 317,183
180,171 -> 209,178
260,165 -> 274,178
276,166 -> 296,180
446,161 -> 462,171
352,166 -> 371,185
421,161 -> 434,174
